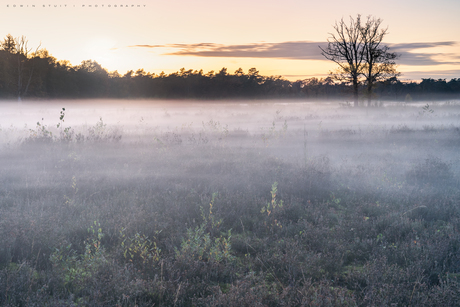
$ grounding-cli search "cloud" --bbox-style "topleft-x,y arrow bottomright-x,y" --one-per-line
389,42 -> 460,66
130,41 -> 328,60
400,69 -> 460,80
128,43 -> 219,49
130,41 -> 459,66
390,42 -> 456,51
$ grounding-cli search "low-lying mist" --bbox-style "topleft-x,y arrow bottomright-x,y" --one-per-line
1,99 -> 460,306
2,99 -> 460,185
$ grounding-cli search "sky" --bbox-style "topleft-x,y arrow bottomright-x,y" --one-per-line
1,0 -> 459,81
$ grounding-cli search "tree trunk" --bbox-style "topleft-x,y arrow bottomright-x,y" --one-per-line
367,81 -> 373,107
17,54 -> 23,101
353,75 -> 359,107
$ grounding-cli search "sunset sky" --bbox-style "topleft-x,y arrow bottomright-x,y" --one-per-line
1,0 -> 459,81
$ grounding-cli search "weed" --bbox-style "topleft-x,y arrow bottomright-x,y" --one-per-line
261,182 -> 284,230
175,223 -> 234,263
120,228 -> 161,267
261,120 -> 287,145
27,118 -> 53,142
50,221 -> 107,294
176,193 -> 234,264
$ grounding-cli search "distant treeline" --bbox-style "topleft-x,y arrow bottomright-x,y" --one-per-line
0,35 -> 459,101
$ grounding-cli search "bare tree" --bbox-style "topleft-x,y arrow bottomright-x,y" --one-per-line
320,15 -> 399,106
360,17 -> 399,106
320,15 -> 366,107
0,35 -> 41,101
15,36 -> 41,101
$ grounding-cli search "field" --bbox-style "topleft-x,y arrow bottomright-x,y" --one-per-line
1,99 -> 460,306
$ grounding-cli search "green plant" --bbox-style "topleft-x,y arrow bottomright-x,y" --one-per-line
261,120 -> 287,145
261,182 -> 284,230
176,194 -> 233,263
28,118 -> 53,142
64,175 -> 78,206
330,192 -> 341,205
57,107 -> 75,141
120,229 -> 161,265
50,221 -> 106,293
56,107 -> 65,129
85,221 -> 105,262
25,108 -> 76,143
175,223 -> 233,263
261,182 -> 284,216
200,192 -> 222,231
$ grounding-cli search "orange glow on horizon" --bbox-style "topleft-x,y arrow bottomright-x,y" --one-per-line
0,0 -> 458,82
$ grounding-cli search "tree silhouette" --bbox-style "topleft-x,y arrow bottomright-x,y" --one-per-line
1,34 -> 16,53
0,35 -> 42,101
320,15 -> 399,106
320,15 -> 366,106
360,16 -> 399,106
76,60 -> 109,97
0,33 -> 457,101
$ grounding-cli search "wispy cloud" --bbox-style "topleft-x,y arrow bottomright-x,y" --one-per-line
129,41 -> 459,66
401,69 -> 460,80
129,41 -> 328,60
390,42 -> 460,65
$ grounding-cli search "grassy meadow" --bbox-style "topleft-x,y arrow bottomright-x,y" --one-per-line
1,99 -> 460,306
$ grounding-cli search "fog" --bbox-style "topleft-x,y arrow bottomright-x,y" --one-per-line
1,98 -> 459,194
3,99 -> 460,133
2,99 -> 460,304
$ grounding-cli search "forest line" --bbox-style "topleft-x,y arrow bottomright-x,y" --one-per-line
0,34 -> 459,102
